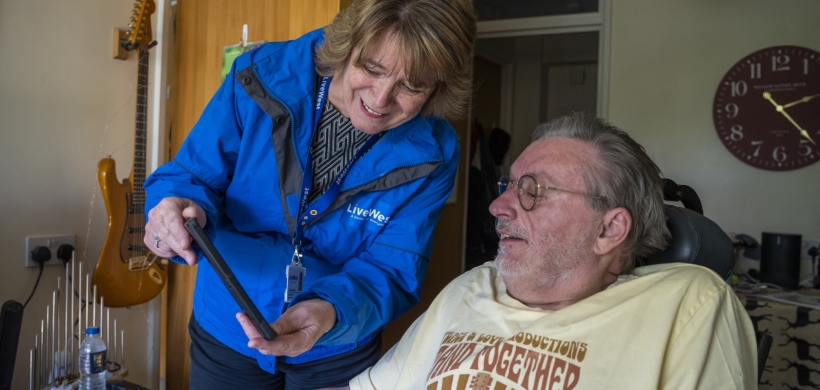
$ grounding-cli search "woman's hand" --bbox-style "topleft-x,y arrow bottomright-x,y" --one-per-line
237,299 -> 337,357
144,196 -> 207,265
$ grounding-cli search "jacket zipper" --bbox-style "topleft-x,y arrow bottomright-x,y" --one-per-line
253,66 -> 305,174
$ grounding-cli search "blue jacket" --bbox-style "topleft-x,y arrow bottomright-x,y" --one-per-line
144,28 -> 460,372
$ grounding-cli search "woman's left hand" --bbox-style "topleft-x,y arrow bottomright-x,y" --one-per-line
236,299 -> 337,357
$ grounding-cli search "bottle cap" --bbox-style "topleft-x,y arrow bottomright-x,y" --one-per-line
85,326 -> 100,335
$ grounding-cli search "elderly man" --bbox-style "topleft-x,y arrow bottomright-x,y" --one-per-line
347,113 -> 757,390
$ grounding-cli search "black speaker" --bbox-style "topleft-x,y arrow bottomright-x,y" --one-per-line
759,232 -> 802,289
0,300 -> 24,390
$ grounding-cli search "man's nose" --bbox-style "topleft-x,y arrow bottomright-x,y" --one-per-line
489,188 -> 517,219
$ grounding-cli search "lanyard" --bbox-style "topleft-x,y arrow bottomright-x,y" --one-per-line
291,76 -> 385,258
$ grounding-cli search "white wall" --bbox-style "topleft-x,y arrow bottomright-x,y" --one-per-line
608,0 -> 820,278
0,1 -> 161,389
543,63 -> 598,121
510,36 -> 545,166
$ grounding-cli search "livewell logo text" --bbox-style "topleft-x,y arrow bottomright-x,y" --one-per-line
346,203 -> 391,227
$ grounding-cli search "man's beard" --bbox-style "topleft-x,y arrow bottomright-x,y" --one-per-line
494,220 -> 595,290
495,238 -> 576,290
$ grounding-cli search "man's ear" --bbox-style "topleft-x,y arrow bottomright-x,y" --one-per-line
593,207 -> 631,257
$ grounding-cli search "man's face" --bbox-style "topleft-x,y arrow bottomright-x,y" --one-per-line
490,137 -> 604,298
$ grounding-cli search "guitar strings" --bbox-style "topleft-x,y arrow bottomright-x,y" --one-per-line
134,48 -> 149,295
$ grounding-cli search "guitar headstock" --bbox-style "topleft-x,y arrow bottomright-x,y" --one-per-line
124,0 -> 156,51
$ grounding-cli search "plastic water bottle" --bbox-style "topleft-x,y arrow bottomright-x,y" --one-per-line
78,327 -> 107,390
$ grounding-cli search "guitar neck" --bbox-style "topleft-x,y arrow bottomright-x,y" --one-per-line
132,48 -> 150,209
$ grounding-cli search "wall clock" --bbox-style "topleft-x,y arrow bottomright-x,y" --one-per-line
713,45 -> 820,171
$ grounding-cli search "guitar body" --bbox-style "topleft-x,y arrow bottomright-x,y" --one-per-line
93,157 -> 166,307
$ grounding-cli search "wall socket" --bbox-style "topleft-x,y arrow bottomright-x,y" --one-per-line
25,235 -> 75,268
804,240 -> 820,260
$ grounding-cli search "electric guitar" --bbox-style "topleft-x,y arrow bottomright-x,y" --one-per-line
93,0 -> 167,307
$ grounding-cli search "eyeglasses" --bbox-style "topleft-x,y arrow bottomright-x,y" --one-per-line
497,175 -> 606,211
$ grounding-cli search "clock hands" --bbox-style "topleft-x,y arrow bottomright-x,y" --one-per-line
763,92 -> 816,145
782,92 -> 820,109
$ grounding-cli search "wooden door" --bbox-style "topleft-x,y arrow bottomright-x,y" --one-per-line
165,0 -> 466,386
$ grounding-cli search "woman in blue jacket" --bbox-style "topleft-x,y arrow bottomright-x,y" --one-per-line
143,0 -> 477,388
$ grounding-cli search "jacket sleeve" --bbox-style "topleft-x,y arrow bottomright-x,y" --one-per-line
290,122 -> 461,346
143,70 -> 243,264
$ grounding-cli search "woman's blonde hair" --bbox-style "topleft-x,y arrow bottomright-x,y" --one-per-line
315,0 -> 477,120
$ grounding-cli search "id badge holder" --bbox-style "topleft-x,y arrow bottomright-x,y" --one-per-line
285,246 -> 306,302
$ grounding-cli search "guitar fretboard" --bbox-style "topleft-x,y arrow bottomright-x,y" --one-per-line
132,48 -> 149,208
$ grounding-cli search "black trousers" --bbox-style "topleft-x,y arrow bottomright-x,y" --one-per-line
188,314 -> 382,389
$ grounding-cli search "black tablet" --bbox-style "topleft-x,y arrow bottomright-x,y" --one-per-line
184,218 -> 277,341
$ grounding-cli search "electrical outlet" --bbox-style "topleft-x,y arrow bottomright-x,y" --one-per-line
803,240 -> 820,260
25,235 -> 75,268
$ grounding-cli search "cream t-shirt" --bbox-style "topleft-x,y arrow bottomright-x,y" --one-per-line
349,263 -> 757,390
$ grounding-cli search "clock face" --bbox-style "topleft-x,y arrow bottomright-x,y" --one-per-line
713,45 -> 820,171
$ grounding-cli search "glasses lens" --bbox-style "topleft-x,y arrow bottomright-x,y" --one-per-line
497,176 -> 510,194
517,175 -> 538,210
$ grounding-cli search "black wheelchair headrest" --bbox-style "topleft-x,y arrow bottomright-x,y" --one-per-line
642,205 -> 734,280
662,178 -> 703,215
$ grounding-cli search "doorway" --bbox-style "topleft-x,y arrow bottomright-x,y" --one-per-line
465,3 -> 609,270
474,31 -> 600,168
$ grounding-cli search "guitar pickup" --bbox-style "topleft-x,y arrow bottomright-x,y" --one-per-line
128,244 -> 147,252
128,227 -> 146,234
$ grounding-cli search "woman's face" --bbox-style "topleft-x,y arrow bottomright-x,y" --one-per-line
328,32 -> 436,134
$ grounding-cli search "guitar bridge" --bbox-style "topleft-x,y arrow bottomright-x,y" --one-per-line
128,256 -> 152,271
